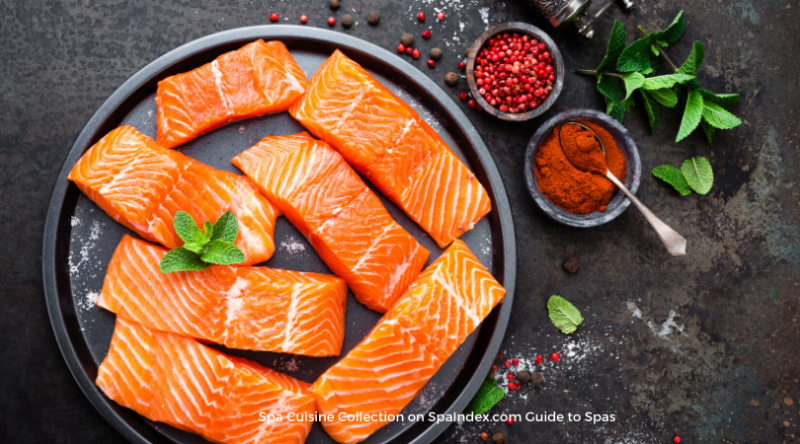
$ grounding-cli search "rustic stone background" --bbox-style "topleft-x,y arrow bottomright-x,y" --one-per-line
1,0 -> 798,443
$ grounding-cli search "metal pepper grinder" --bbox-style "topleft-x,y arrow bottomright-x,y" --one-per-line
523,0 -> 635,39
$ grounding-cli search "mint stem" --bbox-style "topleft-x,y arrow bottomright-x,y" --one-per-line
638,26 -> 679,72
574,69 -> 623,79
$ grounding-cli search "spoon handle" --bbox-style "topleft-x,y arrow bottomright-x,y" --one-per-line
605,171 -> 687,256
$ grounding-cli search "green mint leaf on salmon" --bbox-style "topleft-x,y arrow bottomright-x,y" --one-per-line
466,379 -> 505,415
652,165 -> 692,196
160,211 -> 246,273
547,295 -> 584,335
159,248 -> 209,273
681,157 -> 714,194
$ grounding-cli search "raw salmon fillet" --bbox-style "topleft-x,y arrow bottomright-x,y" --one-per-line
312,240 -> 505,443
98,235 -> 347,356
289,50 -> 492,248
96,317 -> 316,444
232,133 -> 429,313
156,39 -> 307,148
68,125 -> 280,265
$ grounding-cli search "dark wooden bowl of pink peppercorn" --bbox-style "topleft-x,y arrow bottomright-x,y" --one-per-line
465,22 -> 564,122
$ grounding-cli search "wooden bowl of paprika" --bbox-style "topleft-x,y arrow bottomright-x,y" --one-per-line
465,22 -> 564,121
524,109 -> 642,227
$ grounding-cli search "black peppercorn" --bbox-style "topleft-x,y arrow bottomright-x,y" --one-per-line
486,369 -> 496,380
330,0 -> 340,9
430,47 -> 443,60
367,11 -> 380,25
401,33 -> 415,47
445,72 -> 458,86
516,370 -> 531,384
531,372 -> 544,387
563,257 -> 579,273
492,432 -> 506,444
341,14 -> 353,27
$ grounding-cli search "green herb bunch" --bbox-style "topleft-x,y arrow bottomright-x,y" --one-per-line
576,11 -> 742,142
159,211 -> 246,273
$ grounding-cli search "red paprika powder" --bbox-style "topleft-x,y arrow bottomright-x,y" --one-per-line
533,121 -> 627,214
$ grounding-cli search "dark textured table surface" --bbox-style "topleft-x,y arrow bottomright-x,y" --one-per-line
2,1 -> 799,443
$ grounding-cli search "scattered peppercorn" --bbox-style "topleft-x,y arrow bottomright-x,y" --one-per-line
401,33 -> 415,47
341,14 -> 353,27
460,91 -> 468,100
491,364 -> 498,371
437,11 -> 446,20
507,373 -> 514,380
397,43 -> 406,53
534,355 -> 543,365
458,61 -> 466,70
412,49 -> 421,59
551,352 -> 560,362
506,417 -> 514,425
300,14 -> 308,24
269,13 -> 279,22
497,351 -> 503,359
530,372 -> 544,387
487,369 -> 496,380
481,432 -> 489,441
468,99 -> 476,108
427,59 -> 436,68
445,72 -> 458,86
430,47 -> 443,60
673,437 -> 681,444
329,0 -> 340,9
422,29 -> 431,39
503,360 -> 510,368
473,32 -> 556,114
417,11 -> 426,21
327,16 -> 336,26
563,257 -> 579,273
368,11 -> 380,25
406,46 -> 414,55
516,370 -> 531,384
512,358 -> 519,366
492,432 -> 506,444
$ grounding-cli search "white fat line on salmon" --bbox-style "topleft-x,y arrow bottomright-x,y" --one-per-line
210,60 -> 233,119
224,277 -> 248,334
281,285 -> 306,349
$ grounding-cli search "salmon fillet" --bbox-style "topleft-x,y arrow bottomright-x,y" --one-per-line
289,50 -> 492,248
68,125 -> 280,265
98,235 -> 347,356
232,133 -> 429,313
96,317 -> 317,444
311,240 -> 505,443
156,39 -> 308,148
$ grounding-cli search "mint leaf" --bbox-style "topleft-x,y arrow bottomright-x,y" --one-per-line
210,211 -> 239,243
547,295 -> 583,335
698,89 -> 740,109
677,41 -> 704,77
642,74 -> 695,91
653,165 -> 692,196
203,221 -> 214,238
200,240 -> 245,265
597,20 -> 627,73
621,95 -> 635,112
676,90 -> 704,142
182,242 -> 206,255
160,248 -> 209,273
641,90 -> 661,133
173,211 -> 206,244
700,118 -> 716,143
466,379 -> 505,415
622,72 -> 645,100
597,74 -> 625,123
617,35 -> 657,72
647,88 -> 678,108
702,101 -> 742,129
653,10 -> 685,44
640,65 -> 657,76
681,156 -> 714,194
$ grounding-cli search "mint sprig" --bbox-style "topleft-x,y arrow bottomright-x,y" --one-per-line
547,295 -> 583,335
159,211 -> 245,273
466,379 -> 505,415
576,11 -> 741,143
652,156 -> 714,196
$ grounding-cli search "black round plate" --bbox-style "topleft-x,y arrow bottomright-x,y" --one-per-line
43,26 -> 516,444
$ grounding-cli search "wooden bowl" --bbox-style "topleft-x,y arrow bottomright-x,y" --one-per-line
523,109 -> 642,227
465,22 -> 564,122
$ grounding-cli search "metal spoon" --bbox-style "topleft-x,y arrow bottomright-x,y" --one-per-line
559,122 -> 687,256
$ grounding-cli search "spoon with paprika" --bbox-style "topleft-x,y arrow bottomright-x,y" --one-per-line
559,122 -> 687,256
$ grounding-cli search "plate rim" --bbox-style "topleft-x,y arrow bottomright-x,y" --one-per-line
42,25 -> 516,444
